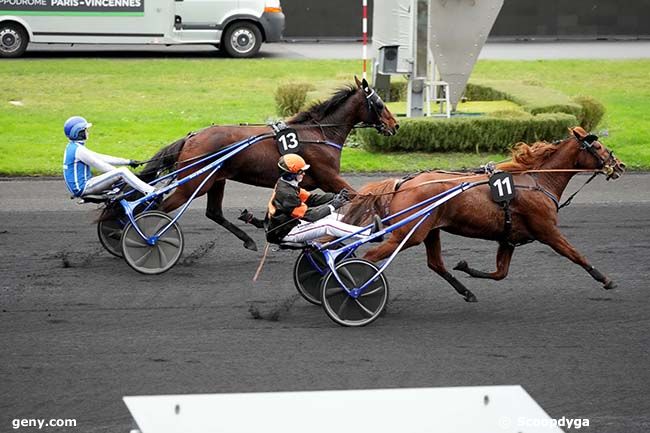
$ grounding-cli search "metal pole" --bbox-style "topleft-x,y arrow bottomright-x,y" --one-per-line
362,0 -> 368,80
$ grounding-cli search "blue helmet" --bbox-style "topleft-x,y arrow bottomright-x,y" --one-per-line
64,116 -> 92,140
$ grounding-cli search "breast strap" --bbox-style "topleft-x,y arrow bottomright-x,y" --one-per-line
514,176 -> 560,212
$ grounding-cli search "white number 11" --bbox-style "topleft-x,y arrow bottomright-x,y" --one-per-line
492,177 -> 512,197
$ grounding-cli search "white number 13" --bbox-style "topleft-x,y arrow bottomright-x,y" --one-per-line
279,133 -> 299,150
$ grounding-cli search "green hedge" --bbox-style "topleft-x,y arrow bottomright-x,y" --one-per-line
463,83 -> 509,102
573,95 -> 605,131
274,82 -> 314,117
465,80 -> 603,131
467,80 -> 582,116
377,81 -> 408,102
358,112 -> 578,153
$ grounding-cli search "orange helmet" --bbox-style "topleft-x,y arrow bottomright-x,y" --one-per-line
278,154 -> 310,174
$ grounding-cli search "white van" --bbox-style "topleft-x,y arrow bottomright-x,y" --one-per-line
0,0 -> 284,58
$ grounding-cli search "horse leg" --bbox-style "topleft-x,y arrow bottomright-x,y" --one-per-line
537,228 -> 616,290
453,242 -> 515,280
205,180 -> 258,252
161,190 -> 189,213
424,230 -> 478,302
363,237 -> 400,263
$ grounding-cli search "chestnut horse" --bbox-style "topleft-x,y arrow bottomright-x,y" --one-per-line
343,127 -> 625,302
137,77 -> 398,251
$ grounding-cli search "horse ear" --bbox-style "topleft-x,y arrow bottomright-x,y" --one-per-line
570,126 -> 588,140
361,77 -> 370,90
354,75 -> 363,88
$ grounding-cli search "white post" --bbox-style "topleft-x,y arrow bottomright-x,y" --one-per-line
362,0 -> 368,80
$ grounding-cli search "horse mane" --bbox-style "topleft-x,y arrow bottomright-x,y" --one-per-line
496,140 -> 562,171
289,85 -> 357,124
341,178 -> 398,225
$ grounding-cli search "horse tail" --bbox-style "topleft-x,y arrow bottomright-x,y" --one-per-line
138,136 -> 187,183
95,137 -> 187,223
342,178 -> 398,226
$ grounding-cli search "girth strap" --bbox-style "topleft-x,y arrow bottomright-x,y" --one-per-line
501,201 -> 512,240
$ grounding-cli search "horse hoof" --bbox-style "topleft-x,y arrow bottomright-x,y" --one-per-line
604,280 -> 617,290
464,293 -> 478,303
244,240 -> 258,251
454,260 -> 469,272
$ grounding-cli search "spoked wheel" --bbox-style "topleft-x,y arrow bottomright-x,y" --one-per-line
97,217 -> 126,258
121,211 -> 184,275
293,249 -> 355,306
320,258 -> 389,327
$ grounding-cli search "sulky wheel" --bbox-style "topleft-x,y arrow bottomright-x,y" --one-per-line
320,258 -> 389,327
121,211 -> 184,275
293,249 -> 355,306
97,217 -> 126,258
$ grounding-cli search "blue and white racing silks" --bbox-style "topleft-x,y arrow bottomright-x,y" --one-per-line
63,141 -> 91,197
62,140 -> 131,197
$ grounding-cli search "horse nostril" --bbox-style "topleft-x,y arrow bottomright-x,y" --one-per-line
395,124 -> 400,131
620,162 -> 626,169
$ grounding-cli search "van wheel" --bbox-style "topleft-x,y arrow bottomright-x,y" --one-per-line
222,22 -> 262,58
0,23 -> 29,58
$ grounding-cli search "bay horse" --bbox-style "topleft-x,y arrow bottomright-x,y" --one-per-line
343,127 -> 625,302
136,77 -> 398,251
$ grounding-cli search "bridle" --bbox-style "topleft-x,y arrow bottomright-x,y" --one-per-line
577,134 -> 618,179
361,87 -> 391,134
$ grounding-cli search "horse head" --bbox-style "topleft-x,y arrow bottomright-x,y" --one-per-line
570,127 -> 625,180
354,76 -> 399,136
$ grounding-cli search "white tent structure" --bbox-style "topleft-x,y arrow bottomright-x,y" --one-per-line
373,0 -> 504,117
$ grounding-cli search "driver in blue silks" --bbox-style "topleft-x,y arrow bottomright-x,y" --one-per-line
62,116 -> 155,198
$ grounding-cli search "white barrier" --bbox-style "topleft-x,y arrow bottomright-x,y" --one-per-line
124,385 -> 563,433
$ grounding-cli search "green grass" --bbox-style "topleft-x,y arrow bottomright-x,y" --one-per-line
473,60 -> 650,169
0,58 -> 648,175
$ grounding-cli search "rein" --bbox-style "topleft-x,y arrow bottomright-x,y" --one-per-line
558,172 -> 599,210
351,168 -> 606,204
135,120 -> 386,168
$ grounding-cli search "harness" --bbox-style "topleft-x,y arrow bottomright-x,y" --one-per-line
388,134 -> 618,246
514,176 -> 560,211
137,85 -> 391,168
580,134 -> 618,176
363,88 -> 387,132
498,133 -> 616,244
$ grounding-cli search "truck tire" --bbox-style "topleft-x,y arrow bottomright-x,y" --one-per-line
0,22 -> 29,58
222,21 -> 262,58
